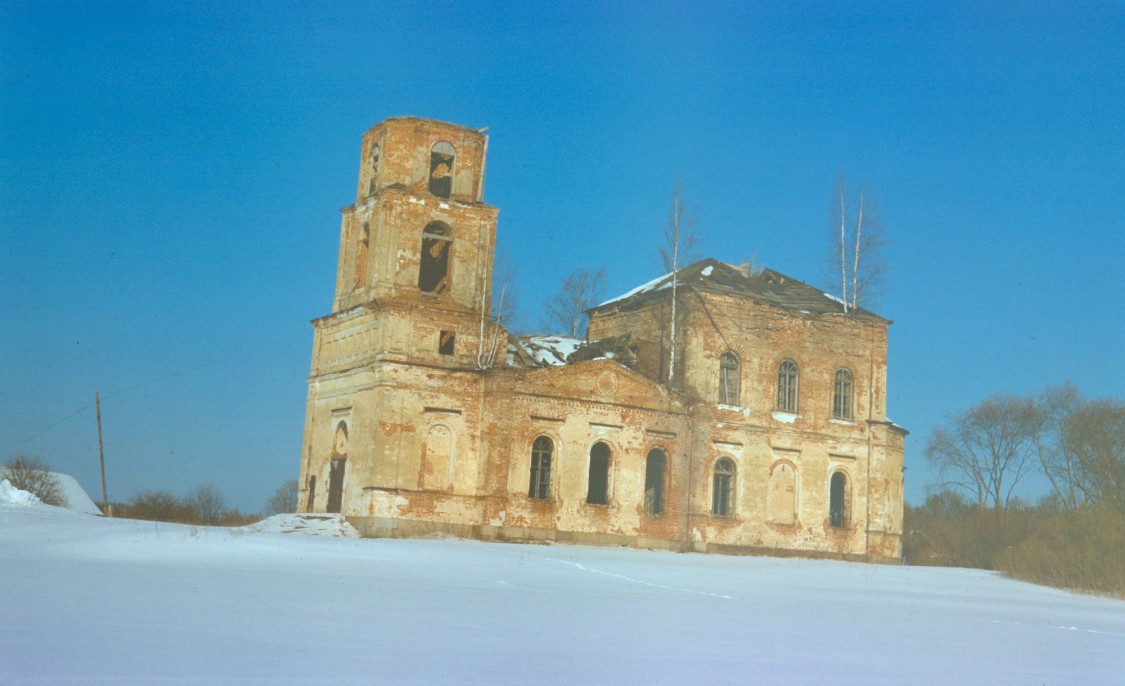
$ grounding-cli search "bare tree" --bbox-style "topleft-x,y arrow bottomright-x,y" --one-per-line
476,248 -> 520,369
827,173 -> 889,312
186,483 -> 226,525
925,395 -> 1040,524
658,182 -> 700,383
263,479 -> 299,516
1030,383 -> 1086,510
541,268 -> 607,338
1064,399 -> 1125,512
1,455 -> 63,506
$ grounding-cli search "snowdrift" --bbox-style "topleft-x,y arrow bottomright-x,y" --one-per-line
1,503 -> 1122,685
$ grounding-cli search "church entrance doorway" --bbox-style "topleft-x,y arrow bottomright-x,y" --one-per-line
327,457 -> 346,513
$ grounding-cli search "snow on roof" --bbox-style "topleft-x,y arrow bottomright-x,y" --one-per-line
598,270 -> 674,307
593,258 -> 887,321
519,335 -> 584,366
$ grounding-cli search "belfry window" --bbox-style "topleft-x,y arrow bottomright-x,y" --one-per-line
418,222 -> 452,294
712,458 -> 735,517
586,442 -> 611,505
429,141 -> 455,198
718,352 -> 740,405
528,436 -> 553,500
777,360 -> 799,413
832,368 -> 853,420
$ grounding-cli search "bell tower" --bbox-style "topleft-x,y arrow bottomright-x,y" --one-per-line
332,117 -> 498,317
300,117 -> 502,516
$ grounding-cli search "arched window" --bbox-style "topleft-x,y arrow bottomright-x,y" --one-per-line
418,222 -> 452,294
528,436 -> 553,499
832,368 -> 853,420
429,141 -> 455,198
829,471 -> 848,528
718,352 -> 740,405
777,360 -> 798,413
644,448 -> 666,515
367,143 -> 380,196
712,458 -> 735,517
586,442 -> 611,505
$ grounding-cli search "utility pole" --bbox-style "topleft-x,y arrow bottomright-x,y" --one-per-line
95,392 -> 109,516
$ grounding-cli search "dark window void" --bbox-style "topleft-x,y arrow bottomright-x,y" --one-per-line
306,475 -> 316,512
367,143 -> 380,196
529,436 -> 553,499
326,457 -> 346,514
833,368 -> 853,420
712,458 -> 735,517
644,448 -> 666,515
719,352 -> 740,405
439,330 -> 455,356
586,442 -> 611,505
830,472 -> 848,528
778,360 -> 798,413
419,222 -> 451,294
429,141 -> 455,198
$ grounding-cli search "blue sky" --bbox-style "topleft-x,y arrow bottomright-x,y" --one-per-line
2,2 -> 1122,512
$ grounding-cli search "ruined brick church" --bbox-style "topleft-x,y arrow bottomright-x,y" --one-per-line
297,116 -> 906,561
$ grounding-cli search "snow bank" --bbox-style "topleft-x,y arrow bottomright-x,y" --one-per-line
241,513 -> 360,537
2,506 -> 1123,685
0,478 -> 41,506
51,472 -> 104,515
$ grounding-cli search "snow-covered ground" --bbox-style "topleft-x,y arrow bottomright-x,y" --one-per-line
2,494 -> 1122,685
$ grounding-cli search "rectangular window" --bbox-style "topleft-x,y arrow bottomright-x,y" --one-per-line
439,331 -> 455,356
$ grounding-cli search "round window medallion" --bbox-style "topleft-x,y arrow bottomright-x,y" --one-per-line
596,371 -> 618,396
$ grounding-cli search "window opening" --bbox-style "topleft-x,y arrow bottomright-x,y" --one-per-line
306,475 -> 316,512
418,222 -> 451,294
829,471 -> 848,528
778,360 -> 799,413
429,141 -> 455,198
832,368 -> 853,420
529,436 -> 553,499
586,441 -> 611,505
644,448 -> 666,515
439,331 -> 456,356
718,352 -> 740,405
712,458 -> 735,517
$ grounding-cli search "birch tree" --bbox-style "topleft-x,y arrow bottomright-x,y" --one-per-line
828,173 -> 888,312
658,182 -> 699,383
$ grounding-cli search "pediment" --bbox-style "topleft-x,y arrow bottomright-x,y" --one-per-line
513,359 -> 681,411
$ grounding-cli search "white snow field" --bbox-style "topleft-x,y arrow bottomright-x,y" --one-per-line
2,497 -> 1123,685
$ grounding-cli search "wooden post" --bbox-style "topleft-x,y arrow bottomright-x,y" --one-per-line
96,392 -> 109,516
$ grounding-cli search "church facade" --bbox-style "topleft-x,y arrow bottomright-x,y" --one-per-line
297,116 -> 906,562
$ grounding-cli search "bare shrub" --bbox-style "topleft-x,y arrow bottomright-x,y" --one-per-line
996,507 -> 1125,599
263,479 -> 299,517
186,483 -> 226,525
2,455 -> 63,506
129,490 -> 191,523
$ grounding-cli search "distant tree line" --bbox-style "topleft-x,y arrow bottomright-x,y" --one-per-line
909,384 -> 1125,598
